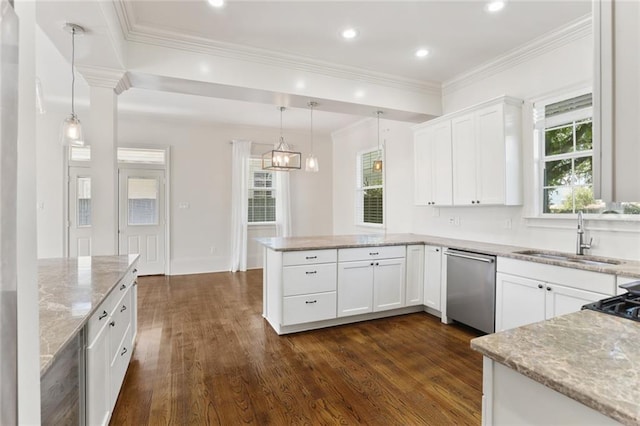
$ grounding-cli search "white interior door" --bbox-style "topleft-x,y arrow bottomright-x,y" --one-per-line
118,168 -> 166,275
68,167 -> 93,256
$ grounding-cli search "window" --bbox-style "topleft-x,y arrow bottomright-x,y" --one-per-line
127,177 -> 159,225
69,146 -> 167,165
248,158 -> 276,223
77,177 -> 91,227
536,93 -> 640,215
356,149 -> 383,225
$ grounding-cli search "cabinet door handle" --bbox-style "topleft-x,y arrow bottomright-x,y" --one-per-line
369,252 -> 379,256
305,271 -> 317,275
305,256 -> 317,260
537,284 -> 543,289
98,311 -> 108,320
120,305 -> 127,312
546,286 -> 552,291
133,268 -> 138,274
120,284 -> 127,291
471,200 -> 476,204
435,248 -> 439,252
476,200 -> 480,204
375,262 -> 379,266
305,300 -> 317,304
110,321 -> 116,327
370,262 -> 374,266
121,347 -> 128,356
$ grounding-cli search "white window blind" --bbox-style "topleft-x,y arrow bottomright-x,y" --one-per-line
356,149 -> 383,225
248,158 -> 276,223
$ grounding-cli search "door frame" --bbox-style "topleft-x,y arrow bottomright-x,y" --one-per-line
118,146 -> 171,276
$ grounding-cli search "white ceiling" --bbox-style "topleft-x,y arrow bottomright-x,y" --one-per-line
36,0 -> 592,133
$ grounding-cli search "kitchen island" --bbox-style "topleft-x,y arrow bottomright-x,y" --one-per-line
39,255 -> 138,425
471,309 -> 640,425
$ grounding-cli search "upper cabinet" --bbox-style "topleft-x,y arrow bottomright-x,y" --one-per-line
414,96 -> 523,207
593,0 -> 640,202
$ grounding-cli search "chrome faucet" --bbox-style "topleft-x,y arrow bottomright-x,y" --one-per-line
576,211 -> 592,255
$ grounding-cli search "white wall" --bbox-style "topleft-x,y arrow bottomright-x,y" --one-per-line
118,114 -> 333,274
332,117 -> 414,235
332,33 -> 640,261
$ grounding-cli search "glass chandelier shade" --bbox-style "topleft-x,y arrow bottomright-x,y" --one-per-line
305,101 -> 319,172
60,23 -> 85,147
262,107 -> 301,171
373,111 -> 383,172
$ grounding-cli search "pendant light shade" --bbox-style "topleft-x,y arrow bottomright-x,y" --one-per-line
262,107 -> 302,171
305,101 -> 319,172
60,23 -> 85,147
373,111 -> 383,172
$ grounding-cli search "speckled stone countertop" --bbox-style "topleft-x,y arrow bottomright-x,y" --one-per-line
256,233 -> 640,278
39,255 -> 138,376
471,310 -> 640,426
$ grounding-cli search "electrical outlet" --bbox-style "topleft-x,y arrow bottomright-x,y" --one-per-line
454,216 -> 461,226
210,246 -> 217,254
505,219 -> 512,229
179,202 -> 190,209
449,217 -> 455,225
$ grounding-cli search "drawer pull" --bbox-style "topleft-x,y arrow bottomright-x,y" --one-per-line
98,311 -> 108,320
369,252 -> 379,256
133,268 -> 138,274
370,262 -> 374,266
305,271 -> 317,275
120,305 -> 127,313
109,321 -> 116,327
120,284 -> 127,291
305,256 -> 317,260
538,284 -> 543,289
305,300 -> 317,304
375,262 -> 379,266
121,347 -> 128,356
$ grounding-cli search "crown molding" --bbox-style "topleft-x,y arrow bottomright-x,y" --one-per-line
113,1 -> 441,96
76,65 -> 131,94
442,15 -> 592,97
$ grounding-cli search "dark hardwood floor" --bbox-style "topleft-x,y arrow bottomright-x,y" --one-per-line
110,270 -> 483,425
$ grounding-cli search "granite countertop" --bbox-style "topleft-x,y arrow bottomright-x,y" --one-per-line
39,255 -> 138,375
471,310 -> 640,426
256,233 -> 640,278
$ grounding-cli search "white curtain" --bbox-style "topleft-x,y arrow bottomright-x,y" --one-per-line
230,140 -> 252,272
274,171 -> 292,237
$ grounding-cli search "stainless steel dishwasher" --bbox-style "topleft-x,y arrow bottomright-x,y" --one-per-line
444,249 -> 496,334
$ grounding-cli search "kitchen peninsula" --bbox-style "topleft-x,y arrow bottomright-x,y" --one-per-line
39,255 -> 138,425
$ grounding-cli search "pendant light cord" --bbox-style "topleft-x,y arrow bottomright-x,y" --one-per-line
71,27 -> 76,116
310,103 -> 314,153
377,111 -> 381,151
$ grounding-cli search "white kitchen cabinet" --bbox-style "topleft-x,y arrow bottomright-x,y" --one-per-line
337,246 -> 406,317
496,258 -> 614,332
451,99 -> 522,206
405,245 -> 424,306
86,263 -> 137,425
423,245 -> 442,311
413,121 -> 453,206
594,0 -> 640,201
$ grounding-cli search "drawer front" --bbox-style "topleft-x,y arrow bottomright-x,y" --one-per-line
110,325 -> 132,410
86,289 -> 119,346
338,245 -> 406,262
283,263 -> 337,296
109,289 -> 132,362
283,249 -> 337,266
282,292 -> 337,325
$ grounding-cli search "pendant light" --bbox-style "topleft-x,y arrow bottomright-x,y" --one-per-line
60,23 -> 85,147
373,111 -> 383,172
262,107 -> 302,171
305,101 -> 319,172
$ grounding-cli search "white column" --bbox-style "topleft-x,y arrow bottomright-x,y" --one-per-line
82,68 -> 130,256
15,0 -> 40,423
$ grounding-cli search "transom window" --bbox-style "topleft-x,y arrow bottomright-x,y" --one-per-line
248,158 -> 276,223
356,149 -> 384,225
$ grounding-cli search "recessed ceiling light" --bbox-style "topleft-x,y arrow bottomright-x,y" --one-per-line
354,90 -> 365,98
208,0 -> 225,8
341,28 -> 359,40
295,80 -> 306,90
486,1 -> 505,13
415,48 -> 429,58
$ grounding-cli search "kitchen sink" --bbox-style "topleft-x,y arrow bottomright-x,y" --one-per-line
514,250 -> 623,266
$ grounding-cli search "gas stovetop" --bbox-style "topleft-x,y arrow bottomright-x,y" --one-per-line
582,280 -> 640,322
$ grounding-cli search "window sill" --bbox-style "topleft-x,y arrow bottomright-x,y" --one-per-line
356,223 -> 385,229
524,215 -> 640,234
248,222 -> 276,228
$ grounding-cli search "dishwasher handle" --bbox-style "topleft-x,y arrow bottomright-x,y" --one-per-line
444,250 -> 494,263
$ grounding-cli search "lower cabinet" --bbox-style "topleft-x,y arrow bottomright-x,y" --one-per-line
86,264 -> 137,425
337,246 -> 406,317
405,245 -> 425,306
423,245 -> 442,311
496,258 -> 614,332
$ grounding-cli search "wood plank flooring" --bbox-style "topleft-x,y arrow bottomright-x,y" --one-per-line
110,270 -> 483,425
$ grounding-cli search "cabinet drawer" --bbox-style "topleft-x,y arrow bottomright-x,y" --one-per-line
86,289 -> 120,346
110,325 -> 132,408
283,263 -> 337,296
109,290 -> 132,362
282,292 -> 337,325
283,249 -> 337,266
338,245 -> 406,262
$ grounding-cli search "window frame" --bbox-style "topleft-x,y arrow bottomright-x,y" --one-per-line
355,147 -> 385,228
247,157 -> 276,225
